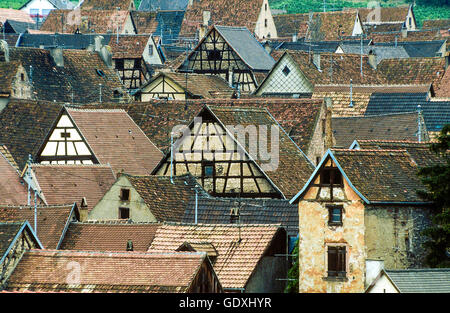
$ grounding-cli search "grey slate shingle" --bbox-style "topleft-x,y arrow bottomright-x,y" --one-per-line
385,269 -> 450,293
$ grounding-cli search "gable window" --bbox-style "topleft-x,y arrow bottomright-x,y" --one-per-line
115,59 -> 124,70
202,161 -> 215,177
149,44 -> 153,56
264,19 -> 268,28
21,73 -> 25,81
133,59 -> 141,69
320,167 -> 343,186
120,188 -> 130,201
119,207 -> 130,219
327,245 -> 346,278
207,49 -> 221,61
327,205 -> 343,226
282,65 -> 291,76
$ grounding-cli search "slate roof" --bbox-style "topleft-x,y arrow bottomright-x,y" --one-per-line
0,99 -> 63,171
79,0 -> 134,10
205,25 -> 276,72
129,11 -> 158,34
5,249 -> 209,293
375,40 -> 446,58
148,223 -> 285,289
40,10 -> 132,34
17,33 -> 114,50
2,20 -> 36,34
29,164 -> 116,212
179,0 -> 264,38
59,221 -> 160,251
0,148 -> 30,205
8,47 -> 126,103
154,10 -> 185,44
138,0 -> 189,11
332,112 -> 425,148
125,173 -> 207,222
182,196 -> 298,237
354,140 -> 446,168
144,72 -> 236,99
339,45 -> 409,64
0,34 -> 19,47
207,106 -> 315,198
330,149 -> 430,203
383,268 -> 450,293
0,9 -> 36,24
368,29 -> 444,43
0,204 -> 75,249
422,20 -> 450,30
365,93 -> 450,132
275,40 -> 371,53
65,108 -> 163,175
364,23 -> 404,34
377,57 -> 447,85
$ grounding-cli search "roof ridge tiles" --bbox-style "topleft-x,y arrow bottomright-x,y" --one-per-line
162,221 -> 281,228
357,139 -> 433,144
0,203 -> 75,209
66,108 -> 127,113
25,249 -> 206,258
29,163 -> 113,168
332,148 -> 409,153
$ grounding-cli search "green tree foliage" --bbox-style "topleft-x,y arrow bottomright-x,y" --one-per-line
285,238 -> 299,293
417,124 -> 450,268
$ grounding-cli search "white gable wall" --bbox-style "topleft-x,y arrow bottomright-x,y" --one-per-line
255,0 -> 278,39
20,0 -> 56,17
367,274 -> 399,293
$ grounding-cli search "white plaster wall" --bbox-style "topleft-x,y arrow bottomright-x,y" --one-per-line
368,274 -> 399,293
20,0 -> 56,16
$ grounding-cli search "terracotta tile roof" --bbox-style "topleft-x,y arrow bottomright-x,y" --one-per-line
179,0 -> 264,38
422,19 -> 450,30
108,35 -> 151,59
377,57 -> 447,85
0,9 -> 36,24
0,149 -> 30,206
0,222 -> 31,261
153,72 -> 236,99
272,13 -> 309,38
208,106 -> 315,198
79,0 -> 135,10
29,164 -> 116,212
40,10 -> 132,34
0,34 -> 19,47
305,11 -> 359,41
6,249 -> 209,293
331,149 -> 430,203
285,50 -> 386,85
125,173 -> 207,222
66,108 -> 163,175
332,112 -> 425,148
354,140 -> 446,168
312,90 -> 371,117
59,221 -> 160,251
148,223 -> 285,289
0,145 -> 19,171
0,61 -> 22,95
8,47 -> 126,103
130,11 -> 158,34
365,23 -> 404,34
356,6 -> 410,23
0,204 -> 75,249
434,67 -> 450,98
0,99 -> 63,171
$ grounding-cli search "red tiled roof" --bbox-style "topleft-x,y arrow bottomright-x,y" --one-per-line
108,35 -> 151,59
148,223 -> 285,289
80,0 -> 134,10
0,9 -> 36,24
0,149 -> 30,206
59,221 -> 160,251
434,67 -> 450,98
29,164 -> 116,212
66,108 -> 163,175
0,204 -> 75,249
356,6 -> 410,23
6,249 -> 209,293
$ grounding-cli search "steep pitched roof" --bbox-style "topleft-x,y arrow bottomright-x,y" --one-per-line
353,140 -> 446,168
19,0 -> 74,10
65,108 -> 163,175
179,0 -> 264,38
382,269 -> 450,293
305,11 -> 360,41
0,148 -> 30,205
40,10 -> 132,34
0,204 -> 75,249
422,19 -> 450,30
8,47 -> 126,103
0,99 -> 63,171
138,0 -> 189,11
183,196 -> 299,237
207,106 -> 314,198
273,13 -> 309,38
0,9 -> 35,24
0,221 -> 42,263
2,20 -> 36,34
332,112 -> 425,148
79,0 -> 135,10
148,223 -> 285,289
357,6 -> 410,23
129,11 -> 158,34
6,249 -> 210,292
154,10 -> 185,43
16,33 -> 114,50
339,44 -> 409,64
59,221 -> 160,251
369,29 -> 444,43
365,93 -> 450,132
0,61 -> 22,95
107,35 -> 151,58
434,67 -> 450,98
124,174 -> 207,222
28,164 -> 116,212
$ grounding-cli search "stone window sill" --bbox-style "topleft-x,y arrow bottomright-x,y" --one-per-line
322,276 -> 348,282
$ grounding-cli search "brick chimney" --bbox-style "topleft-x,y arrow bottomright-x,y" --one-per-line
79,197 -> 89,222
324,97 -> 333,150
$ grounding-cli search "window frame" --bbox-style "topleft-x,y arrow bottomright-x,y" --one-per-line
119,207 -> 130,219
326,244 -> 347,278
327,204 -> 343,226
120,188 -> 130,201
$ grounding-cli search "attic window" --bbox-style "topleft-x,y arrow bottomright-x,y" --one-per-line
115,59 -> 124,70
202,161 -> 215,177
21,73 -> 25,81
282,65 -> 291,76
207,49 -> 221,61
96,69 -> 106,77
320,168 -> 343,186
149,44 -> 153,55
120,188 -> 130,201
119,207 -> 130,219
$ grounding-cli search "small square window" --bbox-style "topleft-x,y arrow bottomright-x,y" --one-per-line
327,205 -> 343,226
120,188 -> 130,201
204,165 -> 214,177
115,59 -> 124,70
119,207 -> 130,219
282,65 -> 291,76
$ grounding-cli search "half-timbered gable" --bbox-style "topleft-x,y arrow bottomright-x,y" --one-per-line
178,25 -> 275,93
153,105 -> 314,199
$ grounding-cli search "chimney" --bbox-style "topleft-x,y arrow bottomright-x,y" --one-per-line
292,33 -> 298,42
324,97 -> 333,150
50,47 -> 64,67
94,35 -> 104,52
368,49 -> 377,70
79,197 -> 89,222
99,45 -> 112,68
313,52 -> 321,71
401,27 -> 407,38
0,40 -> 9,62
